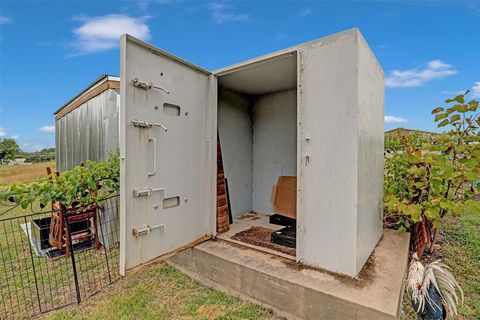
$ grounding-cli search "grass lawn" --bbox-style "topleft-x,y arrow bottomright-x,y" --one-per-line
0,161 -> 55,185
0,162 -> 274,319
401,210 -> 480,320
1,160 -> 477,319
41,211 -> 479,320
0,161 -> 121,319
43,262 -> 279,320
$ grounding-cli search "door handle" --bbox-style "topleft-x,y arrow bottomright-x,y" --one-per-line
148,137 -> 157,176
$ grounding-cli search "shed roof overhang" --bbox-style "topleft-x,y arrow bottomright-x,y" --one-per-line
54,74 -> 120,120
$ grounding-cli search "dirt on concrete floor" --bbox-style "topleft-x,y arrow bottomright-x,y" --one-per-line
231,226 -> 296,256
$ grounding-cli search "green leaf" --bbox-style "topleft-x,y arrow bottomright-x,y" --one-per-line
432,107 -> 444,114
408,204 -> 422,222
445,107 -> 456,115
430,179 -> 444,193
465,200 -> 480,214
466,171 -> 479,181
456,104 -> 469,113
434,113 -> 448,121
454,94 -> 465,103
438,119 -> 449,127
449,114 -> 461,123
424,207 -> 440,220
468,100 -> 478,111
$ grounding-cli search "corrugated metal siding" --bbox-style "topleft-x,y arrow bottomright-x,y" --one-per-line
55,88 -> 119,171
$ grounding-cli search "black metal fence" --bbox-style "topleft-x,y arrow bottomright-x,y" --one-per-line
0,196 -> 120,319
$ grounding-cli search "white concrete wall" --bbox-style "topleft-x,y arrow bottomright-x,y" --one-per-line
355,33 -> 384,274
218,88 -> 297,216
252,89 -> 297,214
297,29 -> 381,277
218,88 -> 253,216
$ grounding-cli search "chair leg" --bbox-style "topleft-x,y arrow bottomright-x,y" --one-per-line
93,213 -> 100,250
65,228 -> 70,257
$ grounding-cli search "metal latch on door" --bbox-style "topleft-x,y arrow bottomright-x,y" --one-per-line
132,78 -> 170,94
132,224 -> 167,237
131,119 -> 168,132
133,187 -> 166,198
130,119 -> 167,177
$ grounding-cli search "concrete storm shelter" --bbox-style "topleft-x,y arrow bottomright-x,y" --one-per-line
119,27 -> 386,280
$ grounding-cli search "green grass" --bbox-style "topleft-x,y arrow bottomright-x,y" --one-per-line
0,201 -> 120,319
442,211 -> 480,319
0,175 -> 120,319
401,210 -> 480,319
44,263 -> 279,320
0,161 -> 55,185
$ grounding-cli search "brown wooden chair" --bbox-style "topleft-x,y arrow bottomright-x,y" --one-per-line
46,166 -> 100,256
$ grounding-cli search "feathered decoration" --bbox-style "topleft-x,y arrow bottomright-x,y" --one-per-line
407,254 -> 463,319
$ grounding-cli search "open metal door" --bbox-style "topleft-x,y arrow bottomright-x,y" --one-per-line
119,35 -> 215,274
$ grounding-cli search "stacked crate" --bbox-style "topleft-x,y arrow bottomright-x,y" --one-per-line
216,136 -> 230,233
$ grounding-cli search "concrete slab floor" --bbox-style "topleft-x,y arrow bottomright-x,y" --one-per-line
167,229 -> 410,320
218,213 -> 295,260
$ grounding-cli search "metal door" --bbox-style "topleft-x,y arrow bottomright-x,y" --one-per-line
119,35 -> 214,274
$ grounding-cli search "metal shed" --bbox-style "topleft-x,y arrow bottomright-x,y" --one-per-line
54,75 -> 121,250
54,75 -> 120,171
120,28 -> 384,278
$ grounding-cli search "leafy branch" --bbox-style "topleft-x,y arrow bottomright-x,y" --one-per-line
384,91 -> 480,256
0,152 -> 119,210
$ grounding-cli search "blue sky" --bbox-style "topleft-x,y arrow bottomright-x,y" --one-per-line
0,0 -> 479,152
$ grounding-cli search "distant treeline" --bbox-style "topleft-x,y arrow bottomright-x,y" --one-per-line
19,148 -> 55,163
1,139 -> 54,164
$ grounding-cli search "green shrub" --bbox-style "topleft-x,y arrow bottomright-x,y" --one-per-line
0,152 -> 119,209
384,92 -> 480,255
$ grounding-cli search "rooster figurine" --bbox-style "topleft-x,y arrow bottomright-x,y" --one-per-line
407,254 -> 463,319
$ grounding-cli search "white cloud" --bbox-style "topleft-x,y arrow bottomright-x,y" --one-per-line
441,90 -> 464,95
0,129 -> 6,137
385,59 -> 457,88
385,115 -> 408,124
71,14 -> 151,55
0,16 -> 12,25
471,82 -> 480,98
137,0 -> 174,10
40,125 -> 55,133
210,3 -> 249,24
296,8 -> 313,17
10,135 -> 19,139
20,142 -> 54,152
441,82 -> 480,98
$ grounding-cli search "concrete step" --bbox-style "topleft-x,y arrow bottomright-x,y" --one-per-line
167,229 -> 410,320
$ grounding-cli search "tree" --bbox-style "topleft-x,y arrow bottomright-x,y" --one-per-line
0,139 -> 20,164
384,91 -> 480,257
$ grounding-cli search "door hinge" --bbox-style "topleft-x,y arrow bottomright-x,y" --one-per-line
133,187 -> 166,198
131,119 -> 168,132
132,78 -> 170,94
132,224 -> 167,237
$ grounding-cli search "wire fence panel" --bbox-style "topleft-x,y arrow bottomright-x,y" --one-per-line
0,196 -> 120,319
